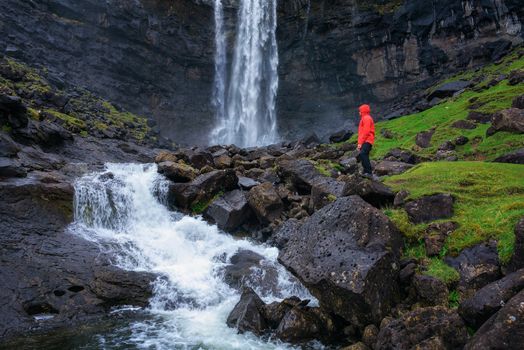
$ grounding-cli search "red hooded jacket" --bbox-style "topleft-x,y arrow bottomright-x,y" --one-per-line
358,104 -> 375,146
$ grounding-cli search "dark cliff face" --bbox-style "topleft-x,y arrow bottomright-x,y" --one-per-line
1,0 -> 522,144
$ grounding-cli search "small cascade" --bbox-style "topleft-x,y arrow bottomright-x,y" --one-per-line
210,0 -> 280,148
71,163 -> 313,349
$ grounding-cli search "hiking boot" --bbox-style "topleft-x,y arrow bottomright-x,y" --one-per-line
361,173 -> 380,181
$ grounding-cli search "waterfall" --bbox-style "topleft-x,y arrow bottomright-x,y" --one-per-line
71,163 -> 313,349
212,0 -> 227,125
210,0 -> 280,148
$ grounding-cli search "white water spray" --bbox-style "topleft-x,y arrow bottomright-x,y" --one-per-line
71,163 -> 314,349
210,0 -> 279,148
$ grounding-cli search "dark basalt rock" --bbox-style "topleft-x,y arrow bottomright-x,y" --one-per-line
374,160 -> 414,176
205,190 -> 251,231
0,132 -> 21,157
486,108 -> 524,136
278,196 -> 403,328
467,111 -> 492,124
508,217 -> 524,272
454,135 -> 469,145
452,119 -> 477,129
157,161 -> 198,183
445,241 -> 501,298
405,193 -> 454,224
424,221 -> 458,256
494,148 -> 524,164
340,175 -> 395,208
465,289 -> 524,350
513,94 -> 524,109
415,128 -> 435,148
412,274 -> 449,307
375,306 -> 469,350
393,189 -> 410,208
262,297 -> 302,329
329,129 -> 353,143
226,287 -> 269,336
427,80 -> 471,100
247,182 -> 283,225
0,156 -> 26,178
459,268 -> 524,329
268,218 -> 302,250
237,176 -> 260,190
275,305 -> 341,343
0,94 -> 28,128
508,69 -> 524,86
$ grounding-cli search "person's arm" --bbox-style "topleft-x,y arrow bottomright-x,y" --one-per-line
358,117 -> 371,149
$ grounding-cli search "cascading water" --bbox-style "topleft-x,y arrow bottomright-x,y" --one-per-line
70,163 -> 316,349
210,0 -> 279,148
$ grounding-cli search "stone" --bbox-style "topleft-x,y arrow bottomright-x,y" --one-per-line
467,111 -> 492,124
508,217 -> 524,272
269,219 -> 302,249
310,178 -> 347,210
339,156 -> 359,174
15,120 -> 73,148
168,169 -> 238,210
259,155 -> 275,169
299,132 -> 321,147
374,160 -> 414,176
512,94 -> 524,109
329,129 -> 353,143
464,289 -> 524,349
214,154 -> 233,169
361,324 -> 379,348
155,150 -> 178,163
445,241 -> 501,298
275,306 -> 340,343
276,158 -> 324,194
380,128 -> 394,139
493,148 -> 524,164
262,297 -> 302,328
340,342 -> 370,350
226,287 -> 268,336
222,250 -> 278,295
486,108 -> 524,136
0,94 -> 28,128
375,307 -> 468,349
452,119 -> 477,129
237,176 -> 260,190
424,221 -> 458,256
278,196 -> 403,328
399,262 -> 417,285
508,69 -> 524,86
427,80 -> 471,100
405,193 -> 454,224
454,135 -> 469,145
204,190 -> 251,231
188,151 -> 214,170
247,182 -> 283,224
157,161 -> 198,183
412,274 -> 449,306
459,268 -> 524,329
393,190 -> 410,207
341,174 -> 395,208
415,128 -> 435,148
0,156 -> 26,178
0,132 -> 20,157
438,140 -> 455,151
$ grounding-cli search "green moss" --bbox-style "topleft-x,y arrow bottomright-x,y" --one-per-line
448,289 -> 460,308
80,130 -> 88,138
385,161 -> 524,264
28,108 -> 40,120
327,194 -> 337,202
424,258 -> 460,285
191,191 -> 225,215
44,109 -> 86,131
1,124 -> 12,133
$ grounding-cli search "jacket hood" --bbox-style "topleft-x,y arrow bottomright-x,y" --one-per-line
359,104 -> 371,115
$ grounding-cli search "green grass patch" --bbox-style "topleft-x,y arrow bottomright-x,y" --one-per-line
448,289 -> 460,308
424,258 -> 460,285
191,191 -> 225,215
385,161 -> 524,264
44,109 -> 86,131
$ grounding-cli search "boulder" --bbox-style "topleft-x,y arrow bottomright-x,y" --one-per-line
15,120 -> 73,148
277,158 -> 324,194
278,196 -> 403,327
415,128 -> 435,148
412,274 -> 449,306
0,156 -> 26,178
467,111 -> 492,124
438,140 -> 456,151
226,287 -> 268,336
512,94 -> 524,109
0,94 -> 28,128
465,289 -> 524,349
262,297 -> 303,328
341,175 -> 395,208
486,108 -> 524,136
269,219 -> 302,249
188,151 -> 214,170
155,150 -> 178,163
299,132 -> 321,147
383,148 -> 420,164
157,161 -> 198,183
494,148 -> 524,165
341,342 -> 370,350
445,241 -> 501,298
0,132 -> 20,157
362,324 -> 379,348
204,190 -> 251,231
452,119 -> 477,129
380,128 -> 394,139
424,222 -> 458,256
375,306 -> 469,349
259,155 -> 276,169
310,178 -> 347,210
393,190 -> 410,207
427,80 -> 471,100
374,161 -> 414,176
508,69 -> 524,86
214,154 -> 233,169
247,182 -> 283,224
222,250 -> 279,295
168,169 -> 238,210
508,217 -> 524,272
237,176 -> 260,190
329,129 -> 353,143
275,305 -> 340,343
404,194 -> 454,224
454,135 -> 469,145
459,268 -> 524,329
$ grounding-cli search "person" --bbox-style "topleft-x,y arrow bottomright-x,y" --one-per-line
357,104 -> 376,179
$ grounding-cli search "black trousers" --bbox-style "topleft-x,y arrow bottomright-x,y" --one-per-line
359,142 -> 373,175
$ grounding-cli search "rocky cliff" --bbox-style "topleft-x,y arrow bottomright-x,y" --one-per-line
1,0 -> 522,143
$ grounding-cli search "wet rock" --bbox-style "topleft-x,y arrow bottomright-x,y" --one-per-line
512,94 -> 524,109
452,119 -> 477,129
204,190 -> 251,231
508,69 -> 524,86
340,175 -> 395,208
299,132 -> 321,148
459,268 -> 524,329
427,81 -> 471,100
424,222 -> 458,256
412,274 -> 449,307
17,146 -> 65,171
157,161 -> 198,183
399,262 -> 417,285
464,289 -> 524,349
467,111 -> 492,124
278,196 -> 402,328
374,160 -> 414,176
508,217 -> 524,272
445,241 -> 501,298
415,128 -> 435,148
329,129 -> 353,143
168,169 -> 238,210
237,176 -> 260,190
262,297 -> 302,328
375,306 -> 469,349
222,250 -> 278,295
486,108 -> 524,136
405,193 -> 454,224
247,182 -> 283,224
226,287 -> 268,336
494,148 -> 524,165
275,305 -> 341,343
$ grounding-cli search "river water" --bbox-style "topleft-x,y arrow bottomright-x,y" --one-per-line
23,163 -> 319,350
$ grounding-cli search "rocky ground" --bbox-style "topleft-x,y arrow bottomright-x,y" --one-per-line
1,45 -> 524,350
